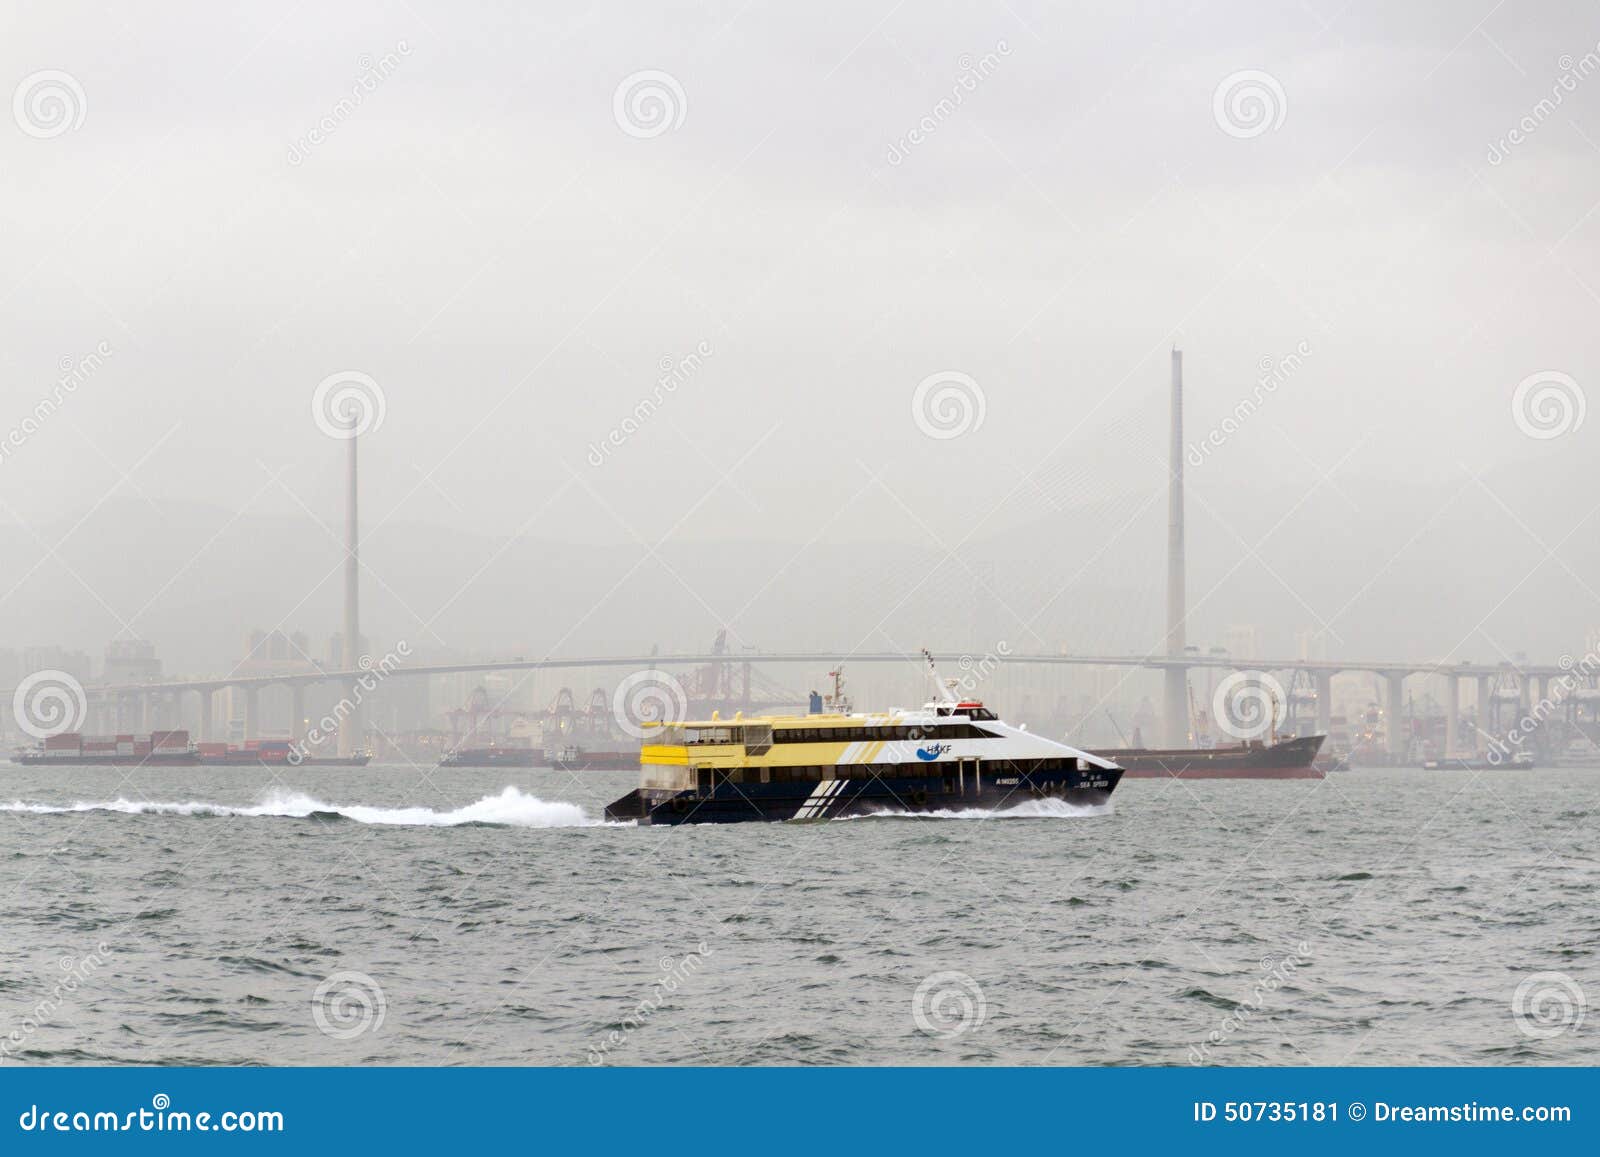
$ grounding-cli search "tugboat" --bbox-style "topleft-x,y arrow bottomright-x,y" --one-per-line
604,654 -> 1122,825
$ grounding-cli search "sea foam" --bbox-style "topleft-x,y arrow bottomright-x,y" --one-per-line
0,785 -> 608,828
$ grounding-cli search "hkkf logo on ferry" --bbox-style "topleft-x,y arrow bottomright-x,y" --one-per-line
915,742 -> 952,761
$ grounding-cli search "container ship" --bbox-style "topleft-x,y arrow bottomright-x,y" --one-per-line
195,738 -> 371,767
11,731 -> 369,767
605,658 -> 1121,825
13,730 -> 199,765
1088,732 -> 1325,779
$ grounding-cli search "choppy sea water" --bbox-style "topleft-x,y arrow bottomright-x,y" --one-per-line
1,763 -> 1595,1066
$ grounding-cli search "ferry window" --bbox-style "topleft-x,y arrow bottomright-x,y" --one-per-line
806,766 -> 823,781
772,767 -> 791,783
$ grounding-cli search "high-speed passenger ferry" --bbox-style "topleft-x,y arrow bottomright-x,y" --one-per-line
604,657 -> 1123,825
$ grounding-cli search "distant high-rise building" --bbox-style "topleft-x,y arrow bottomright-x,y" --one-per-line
20,645 -> 93,685
1293,628 -> 1328,662
1222,624 -> 1261,662
104,638 -> 161,684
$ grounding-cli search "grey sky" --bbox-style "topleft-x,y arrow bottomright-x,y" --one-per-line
2,1 -> 1598,669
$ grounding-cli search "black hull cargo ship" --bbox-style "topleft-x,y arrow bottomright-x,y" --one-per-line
1094,733 -> 1325,779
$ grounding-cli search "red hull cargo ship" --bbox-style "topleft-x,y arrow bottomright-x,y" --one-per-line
1091,733 -> 1325,779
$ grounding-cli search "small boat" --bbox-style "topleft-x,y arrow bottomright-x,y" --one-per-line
1421,750 -> 1534,771
604,655 -> 1122,825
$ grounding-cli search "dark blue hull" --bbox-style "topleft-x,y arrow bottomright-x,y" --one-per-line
605,765 -> 1120,825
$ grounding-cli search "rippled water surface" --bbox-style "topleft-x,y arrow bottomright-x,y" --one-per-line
2,764 -> 1596,1066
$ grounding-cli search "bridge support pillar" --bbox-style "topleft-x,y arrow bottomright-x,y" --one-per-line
1163,665 -> 1190,747
243,686 -> 259,741
1314,671 -> 1332,735
291,684 -> 306,743
1384,670 -> 1407,760
1445,675 -> 1460,759
193,688 -> 214,742
1477,674 -> 1493,749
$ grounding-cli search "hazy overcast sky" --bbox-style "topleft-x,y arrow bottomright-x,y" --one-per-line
3,1 -> 1598,665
